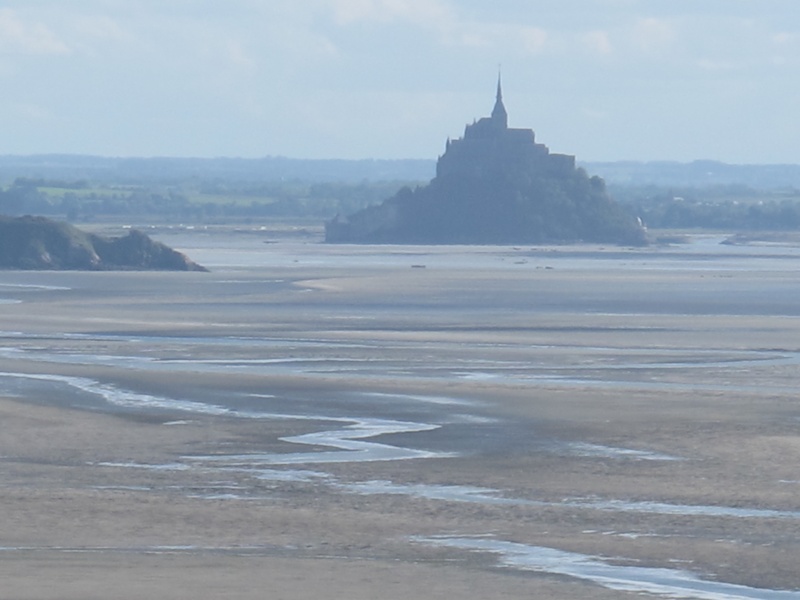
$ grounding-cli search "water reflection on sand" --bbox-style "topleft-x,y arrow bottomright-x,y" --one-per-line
4,334 -> 800,397
416,536 -> 800,600
0,371 -> 454,464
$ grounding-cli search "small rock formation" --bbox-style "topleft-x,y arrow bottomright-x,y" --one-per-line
0,215 -> 207,271
326,77 -> 647,246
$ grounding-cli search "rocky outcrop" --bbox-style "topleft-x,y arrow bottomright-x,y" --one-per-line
0,215 -> 207,271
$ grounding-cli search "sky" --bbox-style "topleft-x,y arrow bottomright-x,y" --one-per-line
2,1 -> 800,163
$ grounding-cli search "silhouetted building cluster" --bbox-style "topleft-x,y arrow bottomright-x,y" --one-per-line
437,78 -> 574,181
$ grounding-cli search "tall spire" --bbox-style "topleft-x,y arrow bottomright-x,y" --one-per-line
491,69 -> 508,128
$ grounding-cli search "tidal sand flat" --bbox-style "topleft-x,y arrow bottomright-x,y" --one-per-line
1,228 -> 799,599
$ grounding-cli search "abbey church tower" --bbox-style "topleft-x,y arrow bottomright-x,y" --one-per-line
490,74 -> 508,129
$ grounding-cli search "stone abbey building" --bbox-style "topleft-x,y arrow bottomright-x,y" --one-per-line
436,77 -> 575,181
325,79 -> 646,245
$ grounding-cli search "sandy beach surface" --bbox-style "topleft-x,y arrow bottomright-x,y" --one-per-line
1,227 -> 799,599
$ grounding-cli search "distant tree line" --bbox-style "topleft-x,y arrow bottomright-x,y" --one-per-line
4,175 -> 800,232
612,184 -> 800,230
0,178 -> 419,222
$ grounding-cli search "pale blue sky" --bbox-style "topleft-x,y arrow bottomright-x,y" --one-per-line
2,1 -> 800,162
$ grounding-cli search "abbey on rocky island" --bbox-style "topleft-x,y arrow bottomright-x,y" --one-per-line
325,78 -> 646,246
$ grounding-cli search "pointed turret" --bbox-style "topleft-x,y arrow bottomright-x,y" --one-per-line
491,72 -> 508,129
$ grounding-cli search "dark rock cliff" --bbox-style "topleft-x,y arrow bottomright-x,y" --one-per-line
0,216 -> 207,271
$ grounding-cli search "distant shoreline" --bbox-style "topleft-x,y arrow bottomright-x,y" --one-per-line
3,154 -> 800,187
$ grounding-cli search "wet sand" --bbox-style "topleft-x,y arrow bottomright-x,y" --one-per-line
1,230 -> 800,599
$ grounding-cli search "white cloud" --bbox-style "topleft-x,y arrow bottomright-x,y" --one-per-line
581,107 -> 609,120
325,0 -> 551,57
328,0 -> 451,27
72,15 -> 132,41
696,58 -> 746,71
583,30 -> 613,56
265,22 -> 340,67
768,31 -> 800,66
520,26 -> 549,55
631,17 -> 675,54
13,102 -> 53,121
225,40 -> 257,70
772,32 -> 794,45
439,22 -> 549,55
0,8 -> 70,55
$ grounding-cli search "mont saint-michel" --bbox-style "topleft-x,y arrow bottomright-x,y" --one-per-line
326,79 -> 647,245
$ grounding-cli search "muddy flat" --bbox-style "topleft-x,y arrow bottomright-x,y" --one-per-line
1,230 -> 799,599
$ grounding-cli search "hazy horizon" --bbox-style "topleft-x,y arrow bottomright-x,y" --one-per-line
3,2 -> 800,163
